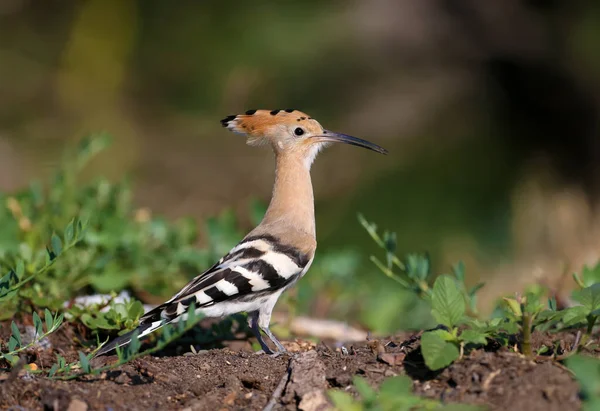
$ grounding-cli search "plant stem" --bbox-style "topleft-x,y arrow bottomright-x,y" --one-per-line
521,313 -> 533,357
578,315 -> 597,351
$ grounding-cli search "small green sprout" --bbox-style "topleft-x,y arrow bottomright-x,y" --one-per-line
501,292 -> 544,357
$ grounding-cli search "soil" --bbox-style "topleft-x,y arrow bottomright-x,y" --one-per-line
0,321 -> 593,411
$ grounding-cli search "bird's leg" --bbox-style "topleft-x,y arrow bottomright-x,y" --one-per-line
248,310 -> 275,355
261,325 -> 287,354
258,306 -> 287,354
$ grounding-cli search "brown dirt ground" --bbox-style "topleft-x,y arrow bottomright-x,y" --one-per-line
0,322 -> 593,411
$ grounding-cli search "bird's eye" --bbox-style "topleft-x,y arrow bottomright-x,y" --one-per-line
294,127 -> 305,136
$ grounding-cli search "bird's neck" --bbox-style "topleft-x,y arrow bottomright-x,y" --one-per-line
261,153 -> 315,237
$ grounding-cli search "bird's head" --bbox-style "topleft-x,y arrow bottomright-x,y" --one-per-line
221,109 -> 387,166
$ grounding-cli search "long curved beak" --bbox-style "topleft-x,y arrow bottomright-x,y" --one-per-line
311,130 -> 388,155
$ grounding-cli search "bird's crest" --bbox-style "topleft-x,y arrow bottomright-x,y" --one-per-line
220,109 -> 317,146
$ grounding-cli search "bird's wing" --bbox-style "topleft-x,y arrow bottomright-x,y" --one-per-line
140,234 -> 311,323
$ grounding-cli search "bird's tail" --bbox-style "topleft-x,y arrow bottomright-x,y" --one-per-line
93,318 -> 166,358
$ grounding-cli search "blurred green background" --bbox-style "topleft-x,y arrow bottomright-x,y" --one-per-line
1,0 -> 600,333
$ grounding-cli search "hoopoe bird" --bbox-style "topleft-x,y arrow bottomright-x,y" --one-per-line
95,109 -> 387,356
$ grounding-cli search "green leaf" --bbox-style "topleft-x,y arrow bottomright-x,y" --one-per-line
78,351 -> 91,373
15,260 -> 24,278
57,354 -> 66,368
452,261 -> 465,283
580,263 -> 600,287
427,329 -> 455,342
8,336 -> 18,352
112,303 -> 128,318
48,363 -> 59,377
76,219 -> 84,238
431,275 -> 465,328
405,254 -> 430,281
535,309 -> 561,324
468,282 -> 485,297
76,133 -> 112,170
378,376 -> 423,409
44,308 -> 53,332
50,234 -> 63,256
11,322 -> 22,347
127,331 -> 141,356
459,330 -> 488,345
19,243 -> 32,262
379,375 -> 412,395
328,391 -> 361,411
127,300 -> 145,319
81,313 -> 118,330
537,346 -> 550,355
46,247 -> 55,263
421,331 -> 459,371
561,306 -> 588,326
574,272 -> 586,288
162,324 -> 172,341
53,313 -> 64,330
33,312 -> 43,338
503,297 -> 522,317
524,295 -> 544,315
489,318 -> 502,328
64,220 -> 75,244
566,355 -> 600,402
383,230 -> 397,255
573,284 -> 600,311
3,353 -> 18,366
352,376 -> 376,402
548,296 -> 557,311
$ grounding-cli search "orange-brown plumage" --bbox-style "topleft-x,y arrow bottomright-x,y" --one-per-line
221,109 -> 324,149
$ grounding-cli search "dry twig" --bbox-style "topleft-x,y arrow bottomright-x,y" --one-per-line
263,358 -> 293,411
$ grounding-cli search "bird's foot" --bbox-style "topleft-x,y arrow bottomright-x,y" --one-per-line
254,349 -> 289,358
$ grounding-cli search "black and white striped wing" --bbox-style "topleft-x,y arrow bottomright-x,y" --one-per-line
93,234 -> 312,357
141,235 -> 311,323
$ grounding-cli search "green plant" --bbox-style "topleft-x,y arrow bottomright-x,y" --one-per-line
566,354 -> 600,411
420,275 -> 491,370
501,292 -> 545,357
359,214 -> 430,299
360,214 -> 600,370
70,298 -> 145,334
0,134 -> 250,322
361,215 -> 492,370
328,375 -> 485,411
0,309 -> 63,368
564,281 -> 600,349
49,304 -> 203,380
531,268 -> 600,353
574,263 -> 600,288
359,215 -> 483,317
0,218 -> 87,312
